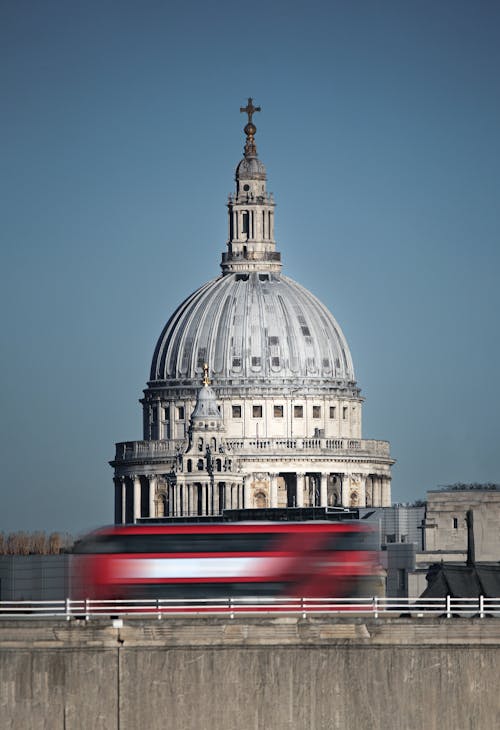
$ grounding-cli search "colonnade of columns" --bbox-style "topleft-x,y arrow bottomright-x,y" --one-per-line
114,476 -> 245,524
229,207 -> 275,244
365,475 -> 391,508
268,472 -> 391,509
114,471 -> 392,524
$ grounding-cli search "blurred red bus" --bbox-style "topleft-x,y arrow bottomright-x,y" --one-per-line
71,522 -> 384,601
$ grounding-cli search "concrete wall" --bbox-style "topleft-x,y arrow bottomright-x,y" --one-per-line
1,616 -> 500,730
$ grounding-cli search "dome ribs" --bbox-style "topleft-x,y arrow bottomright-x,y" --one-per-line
213,293 -> 233,376
249,274 -> 264,374
230,275 -> 247,377
149,272 -> 356,391
150,279 -> 215,380
276,291 -> 300,375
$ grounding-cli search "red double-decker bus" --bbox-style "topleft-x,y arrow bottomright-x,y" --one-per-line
71,521 -> 383,602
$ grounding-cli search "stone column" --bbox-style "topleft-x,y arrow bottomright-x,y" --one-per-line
373,476 -> 381,506
133,476 -> 141,522
365,477 -> 373,507
201,484 -> 207,516
208,480 -> 217,515
358,475 -> 366,507
178,485 -> 183,516
296,473 -> 305,507
169,403 -> 176,440
270,474 -> 278,508
213,481 -> 219,515
155,399 -> 162,440
243,475 -> 251,509
149,476 -> 157,518
166,484 -> 171,516
382,477 -> 391,507
320,473 -> 328,507
121,478 -> 127,524
341,474 -> 349,507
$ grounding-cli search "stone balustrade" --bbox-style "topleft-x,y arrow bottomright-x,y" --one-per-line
113,437 -> 391,464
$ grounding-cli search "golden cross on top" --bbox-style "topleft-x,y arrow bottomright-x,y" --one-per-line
240,97 -> 261,124
203,362 -> 211,387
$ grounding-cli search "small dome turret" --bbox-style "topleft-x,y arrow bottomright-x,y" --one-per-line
191,365 -> 223,421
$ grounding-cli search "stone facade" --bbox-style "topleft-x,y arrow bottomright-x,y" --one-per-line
422,486 -> 500,562
111,101 -> 394,521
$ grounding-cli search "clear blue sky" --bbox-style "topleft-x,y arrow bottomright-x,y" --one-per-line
1,0 -> 499,534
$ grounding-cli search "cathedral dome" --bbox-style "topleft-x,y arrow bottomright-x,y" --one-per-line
112,99 -> 393,524
150,271 -> 356,389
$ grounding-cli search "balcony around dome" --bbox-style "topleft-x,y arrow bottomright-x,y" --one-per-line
111,437 -> 392,468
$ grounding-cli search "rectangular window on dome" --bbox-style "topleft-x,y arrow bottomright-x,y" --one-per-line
274,405 -> 284,418
294,405 -> 303,418
312,405 -> 321,419
343,407 -> 348,420
232,405 -> 242,419
253,405 -> 263,418
177,406 -> 185,420
329,406 -> 336,419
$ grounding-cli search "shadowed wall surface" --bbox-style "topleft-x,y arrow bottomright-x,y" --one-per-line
1,617 -> 499,729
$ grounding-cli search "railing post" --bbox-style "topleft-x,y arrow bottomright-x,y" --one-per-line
301,597 -> 306,619
65,597 -> 71,621
85,598 -> 89,621
446,594 -> 451,619
157,598 -> 161,619
373,596 -> 378,619
229,597 -> 234,620
479,595 -> 484,619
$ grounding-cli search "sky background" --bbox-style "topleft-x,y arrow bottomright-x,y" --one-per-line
1,0 -> 499,535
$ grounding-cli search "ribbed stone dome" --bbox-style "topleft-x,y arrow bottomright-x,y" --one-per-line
150,271 -> 356,388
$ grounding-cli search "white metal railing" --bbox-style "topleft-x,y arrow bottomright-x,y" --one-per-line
0,596 -> 499,620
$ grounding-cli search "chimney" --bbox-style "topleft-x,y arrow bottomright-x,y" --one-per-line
466,509 -> 475,567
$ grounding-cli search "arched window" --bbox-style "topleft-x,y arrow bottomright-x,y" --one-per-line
197,459 -> 204,471
197,437 -> 204,452
187,459 -> 192,473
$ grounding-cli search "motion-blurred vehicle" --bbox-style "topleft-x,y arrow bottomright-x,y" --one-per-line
71,521 -> 384,602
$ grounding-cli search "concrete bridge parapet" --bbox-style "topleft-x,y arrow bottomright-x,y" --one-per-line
1,616 -> 499,729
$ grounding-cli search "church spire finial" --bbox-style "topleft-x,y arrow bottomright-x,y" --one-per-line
240,97 -> 261,158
